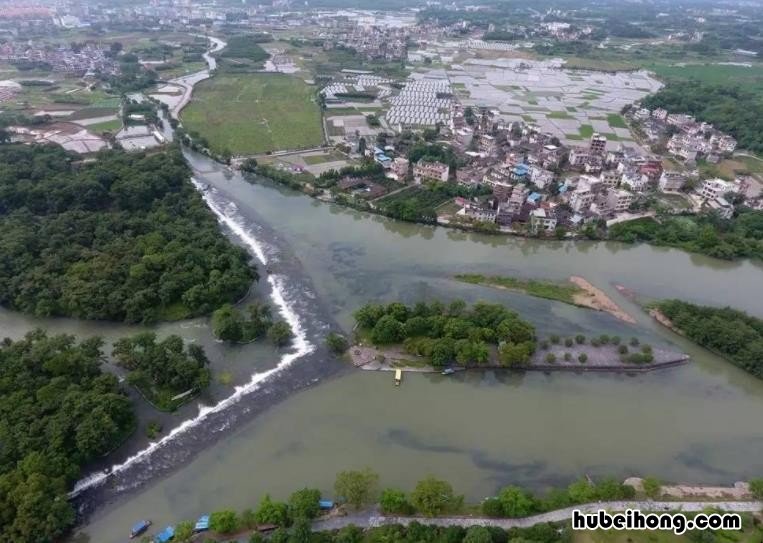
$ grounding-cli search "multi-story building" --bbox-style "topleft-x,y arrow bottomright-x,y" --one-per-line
606,189 -> 634,212
590,133 -> 607,155
699,178 -> 735,201
600,169 -> 621,188
570,181 -> 595,213
530,208 -> 557,234
413,160 -> 450,183
386,157 -> 410,182
659,171 -> 685,192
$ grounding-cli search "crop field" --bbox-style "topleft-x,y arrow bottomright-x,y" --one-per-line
181,73 -> 323,154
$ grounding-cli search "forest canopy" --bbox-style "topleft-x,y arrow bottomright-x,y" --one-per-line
656,299 -> 763,379
0,145 -> 255,323
0,331 -> 135,543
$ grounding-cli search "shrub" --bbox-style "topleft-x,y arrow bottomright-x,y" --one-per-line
630,337 -> 640,347
410,476 -> 461,517
575,334 -> 585,344
612,336 -> 621,345
326,332 -> 349,354
481,497 -> 504,517
146,420 -> 162,438
590,338 -> 601,347
545,353 -> 556,363
210,510 -> 239,534
380,488 -> 413,515
599,334 -> 610,345
540,340 -> 550,350
641,344 -> 653,354
289,488 -> 321,520
564,338 -> 573,347
550,335 -> 560,344
564,352 -> 572,361
578,353 -> 588,363
642,477 -> 662,499
618,345 -> 628,355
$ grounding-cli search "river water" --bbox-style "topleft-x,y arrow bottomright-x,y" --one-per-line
52,151 -> 763,542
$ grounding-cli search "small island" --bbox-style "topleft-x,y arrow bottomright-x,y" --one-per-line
454,273 -> 636,323
349,301 -> 687,374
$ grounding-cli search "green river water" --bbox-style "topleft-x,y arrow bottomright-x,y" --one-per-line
10,162 -> 761,542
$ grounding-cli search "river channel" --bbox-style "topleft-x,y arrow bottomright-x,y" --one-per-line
37,149 -> 760,542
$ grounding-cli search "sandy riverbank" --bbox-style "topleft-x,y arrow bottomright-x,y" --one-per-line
570,275 -> 636,324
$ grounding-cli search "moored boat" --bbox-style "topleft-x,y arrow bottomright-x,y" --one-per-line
130,520 -> 151,539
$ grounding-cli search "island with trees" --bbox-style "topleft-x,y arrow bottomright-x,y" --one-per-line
651,299 -> 763,379
349,300 -> 687,373
112,332 -> 212,411
211,302 -> 294,347
0,144 -> 256,323
0,331 -> 136,543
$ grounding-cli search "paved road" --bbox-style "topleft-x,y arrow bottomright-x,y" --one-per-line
312,501 -> 763,531
213,501 -> 763,542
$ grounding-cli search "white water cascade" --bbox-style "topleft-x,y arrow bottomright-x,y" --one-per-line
70,179 -> 314,497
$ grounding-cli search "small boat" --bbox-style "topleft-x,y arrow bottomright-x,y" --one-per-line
154,526 -> 175,543
130,520 -> 151,539
442,368 -> 455,375
319,499 -> 334,510
394,369 -> 402,386
194,515 -> 210,533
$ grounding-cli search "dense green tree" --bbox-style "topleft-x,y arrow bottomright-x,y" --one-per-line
498,486 -> 537,517
112,332 -> 210,409
410,476 -> 460,517
0,331 -> 135,543
326,332 -> 349,354
463,526 -> 493,543
268,321 -> 294,347
334,468 -> 379,509
749,479 -> 763,499
371,315 -> 405,344
379,488 -> 413,515
210,510 -> 239,534
289,488 -> 321,520
482,497 -> 505,517
0,145 -> 256,322
254,494 -> 290,527
174,521 -> 195,542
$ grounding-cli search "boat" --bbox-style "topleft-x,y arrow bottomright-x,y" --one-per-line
319,499 -> 334,510
130,520 -> 151,539
442,368 -> 455,375
154,526 -> 175,543
394,369 -> 402,386
194,515 -> 210,533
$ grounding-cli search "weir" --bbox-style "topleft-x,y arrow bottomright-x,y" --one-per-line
70,181 -> 316,498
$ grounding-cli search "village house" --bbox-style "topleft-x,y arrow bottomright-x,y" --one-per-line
659,171 -> 686,192
413,160 -> 450,183
386,157 -> 410,182
530,207 -> 557,234
607,189 -> 634,212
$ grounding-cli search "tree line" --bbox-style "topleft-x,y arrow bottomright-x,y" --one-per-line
608,211 -> 763,261
0,145 -> 256,323
354,300 -> 537,367
0,331 -> 135,543
656,299 -> 763,379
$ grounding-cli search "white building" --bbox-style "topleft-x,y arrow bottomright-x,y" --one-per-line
530,208 -> 557,234
659,171 -> 685,192
607,189 -> 634,212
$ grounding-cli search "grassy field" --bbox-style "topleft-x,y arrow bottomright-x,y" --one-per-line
181,73 -> 323,154
86,118 -> 123,134
454,274 -> 583,305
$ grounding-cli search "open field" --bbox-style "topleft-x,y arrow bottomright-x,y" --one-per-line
181,73 -> 323,154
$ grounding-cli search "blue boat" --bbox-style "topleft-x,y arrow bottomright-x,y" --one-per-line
154,526 -> 175,543
319,499 -> 334,510
194,515 -> 210,532
130,520 -> 151,539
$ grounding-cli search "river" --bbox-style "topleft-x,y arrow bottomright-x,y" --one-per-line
55,150 -> 763,542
